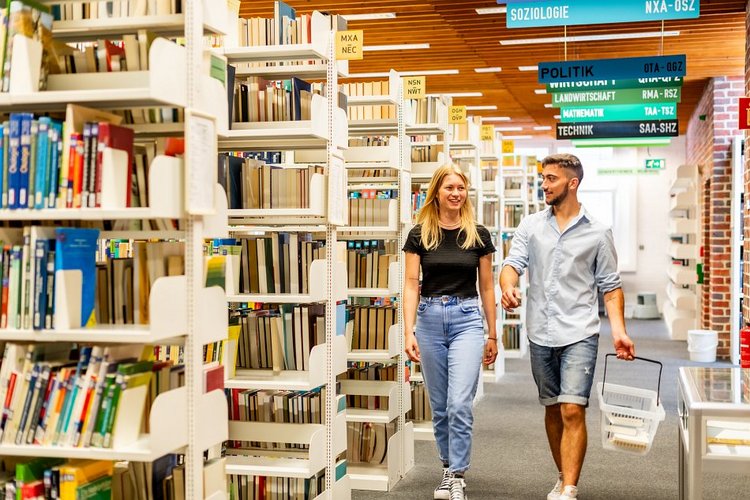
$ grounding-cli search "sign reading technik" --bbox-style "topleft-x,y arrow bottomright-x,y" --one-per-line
506,0 -> 699,29
556,120 -> 679,139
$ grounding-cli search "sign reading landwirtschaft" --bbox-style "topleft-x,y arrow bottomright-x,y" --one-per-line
505,0 -> 699,29
538,55 -> 686,83
551,87 -> 681,107
546,77 -> 683,92
556,120 -> 679,140
560,103 -> 677,122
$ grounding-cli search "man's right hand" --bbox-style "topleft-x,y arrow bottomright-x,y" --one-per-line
501,288 -> 522,311
404,333 -> 420,362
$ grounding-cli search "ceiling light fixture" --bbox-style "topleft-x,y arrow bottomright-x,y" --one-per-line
553,114 -> 561,119
364,43 -> 430,52
534,126 -> 552,131
343,12 -> 396,21
518,65 -> 539,71
496,126 -> 523,132
571,137 -> 672,147
501,30 -> 680,46
481,116 -> 512,122
349,69 -> 459,78
427,92 -> 483,97
474,67 -> 503,73
503,135 -> 533,140
544,104 -> 553,108
466,105 -> 498,111
534,89 -> 547,95
476,7 -> 507,15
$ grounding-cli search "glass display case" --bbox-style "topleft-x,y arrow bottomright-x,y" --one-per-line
678,367 -> 750,499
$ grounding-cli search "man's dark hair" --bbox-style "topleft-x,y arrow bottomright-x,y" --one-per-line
542,153 -> 584,184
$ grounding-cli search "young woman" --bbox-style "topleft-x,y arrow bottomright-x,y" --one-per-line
403,164 -> 498,500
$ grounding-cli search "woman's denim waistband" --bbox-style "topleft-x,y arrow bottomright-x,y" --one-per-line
420,296 -> 478,304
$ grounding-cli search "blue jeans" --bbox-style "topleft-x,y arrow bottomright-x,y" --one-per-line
529,334 -> 599,407
415,295 -> 485,474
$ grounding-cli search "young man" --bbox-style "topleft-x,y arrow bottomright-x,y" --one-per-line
499,153 -> 635,500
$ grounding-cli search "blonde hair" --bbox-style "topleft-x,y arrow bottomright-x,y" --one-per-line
416,164 -> 483,251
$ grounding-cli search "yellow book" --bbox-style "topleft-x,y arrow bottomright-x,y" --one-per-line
59,460 -> 114,500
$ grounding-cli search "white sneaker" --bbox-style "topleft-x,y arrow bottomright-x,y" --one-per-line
434,468 -> 451,499
449,477 -> 467,500
560,485 -> 578,499
547,474 -> 563,500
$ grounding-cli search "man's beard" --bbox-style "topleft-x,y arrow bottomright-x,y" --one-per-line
546,185 -> 569,206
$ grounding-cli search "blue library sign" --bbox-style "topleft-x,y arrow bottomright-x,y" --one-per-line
505,0 -> 700,28
538,55 -> 686,83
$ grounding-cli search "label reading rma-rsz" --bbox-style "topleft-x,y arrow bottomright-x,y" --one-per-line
538,55 -> 686,83
506,0 -> 699,28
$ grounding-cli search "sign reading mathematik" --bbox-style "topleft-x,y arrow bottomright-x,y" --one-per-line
538,55 -> 686,84
449,105 -> 467,124
559,103 -> 677,122
556,120 -> 679,139
336,30 -> 363,60
480,125 -> 494,141
551,87 -> 681,107
505,0 -> 699,29
546,77 -> 683,92
403,76 -> 426,99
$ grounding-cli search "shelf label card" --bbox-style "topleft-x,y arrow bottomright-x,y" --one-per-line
502,139 -> 515,154
336,30 -> 363,60
481,125 -> 495,141
403,76 -> 426,99
506,0 -> 699,29
449,105 -> 467,124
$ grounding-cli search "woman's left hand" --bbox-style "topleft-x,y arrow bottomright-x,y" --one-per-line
483,338 -> 499,365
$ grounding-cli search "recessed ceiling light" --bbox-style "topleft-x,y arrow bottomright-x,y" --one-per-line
348,69 -> 459,78
343,13 -> 396,21
427,92 -> 483,97
481,116 -> 511,122
503,135 -> 533,140
534,89 -> 547,95
518,66 -> 539,71
466,105 -> 498,111
496,127 -> 523,132
364,43 -> 430,52
534,126 -> 552,131
544,104 -> 553,108
553,114 -> 561,119
501,31 -> 680,46
474,67 -> 503,73
476,7 -> 507,15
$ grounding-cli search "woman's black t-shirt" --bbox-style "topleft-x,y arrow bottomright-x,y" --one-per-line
402,224 -> 496,298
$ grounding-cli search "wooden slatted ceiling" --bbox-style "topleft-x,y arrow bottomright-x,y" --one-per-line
239,0 -> 746,138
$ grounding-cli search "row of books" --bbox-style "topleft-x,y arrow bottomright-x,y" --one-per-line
220,155 -> 325,211
52,0 -> 184,20
341,363 -> 397,411
411,144 -> 442,163
234,76 -> 314,123
346,422 -> 393,465
345,240 -> 397,290
502,324 -> 523,351
410,191 -> 427,218
345,305 -> 397,352
0,343 -> 156,449
232,234 -> 326,295
482,167 -> 499,181
406,96 -> 446,125
235,1 -> 311,48
342,81 -> 396,122
232,305 -> 325,373
406,381 -> 432,422
228,471 -> 327,500
0,113 -> 134,210
348,136 -> 390,147
503,206 -> 524,227
347,196 -> 395,228
482,202 -> 499,228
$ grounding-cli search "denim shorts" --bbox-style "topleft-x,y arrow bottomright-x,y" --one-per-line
529,334 -> 599,407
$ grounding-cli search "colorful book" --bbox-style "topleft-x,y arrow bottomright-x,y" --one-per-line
54,228 -> 99,328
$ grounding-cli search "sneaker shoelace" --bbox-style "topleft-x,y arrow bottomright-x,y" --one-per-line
437,468 -> 451,491
449,478 -> 465,500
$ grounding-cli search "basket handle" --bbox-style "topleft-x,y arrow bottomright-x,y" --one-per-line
601,354 -> 663,404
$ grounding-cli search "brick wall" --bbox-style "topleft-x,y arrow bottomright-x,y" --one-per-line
686,76 -> 743,359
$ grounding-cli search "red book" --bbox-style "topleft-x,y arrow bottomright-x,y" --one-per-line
95,122 -> 134,207
20,480 -> 44,499
72,136 -> 85,208
0,246 -> 9,327
65,133 -> 81,208
203,364 -> 225,393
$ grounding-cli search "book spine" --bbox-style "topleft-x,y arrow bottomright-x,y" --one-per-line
7,114 -> 21,209
47,123 -> 61,208
0,122 -> 5,208
87,122 -> 99,208
44,246 -> 55,329
34,118 -> 50,209
32,239 -> 48,330
80,122 -> 92,208
18,114 -> 33,210
94,122 -> 108,208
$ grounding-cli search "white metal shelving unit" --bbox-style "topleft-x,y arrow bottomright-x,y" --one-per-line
0,2 -> 230,496
665,164 -> 700,340
219,14 -> 351,499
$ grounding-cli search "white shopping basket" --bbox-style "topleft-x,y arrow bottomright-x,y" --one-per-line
596,354 -> 665,456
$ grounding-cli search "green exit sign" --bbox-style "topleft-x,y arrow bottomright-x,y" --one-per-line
645,158 -> 666,169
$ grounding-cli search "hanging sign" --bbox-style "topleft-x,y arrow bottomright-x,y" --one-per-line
551,87 -> 681,107
403,76 -> 426,99
556,120 -> 679,139
506,0 -> 699,29
739,97 -> 750,130
559,102 -> 677,122
645,158 -> 666,169
501,139 -> 515,154
547,77 -> 683,92
480,125 -> 495,141
449,105 -> 467,124
335,30 -> 363,60
538,55 -> 686,84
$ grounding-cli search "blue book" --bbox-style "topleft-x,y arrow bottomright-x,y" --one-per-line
47,120 -> 62,208
34,117 -> 51,209
32,239 -> 49,330
274,0 -> 295,45
18,113 -> 33,209
7,113 -> 22,209
54,228 -> 99,327
0,122 -> 4,209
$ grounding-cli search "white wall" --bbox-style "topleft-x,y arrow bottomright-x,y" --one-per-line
515,136 -> 688,312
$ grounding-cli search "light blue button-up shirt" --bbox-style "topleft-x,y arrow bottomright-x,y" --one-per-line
502,204 -> 622,347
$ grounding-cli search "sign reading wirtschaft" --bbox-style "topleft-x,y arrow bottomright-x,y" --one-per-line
556,120 -> 679,140
551,87 -> 681,107
546,77 -> 683,92
506,0 -> 699,29
538,55 -> 686,83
